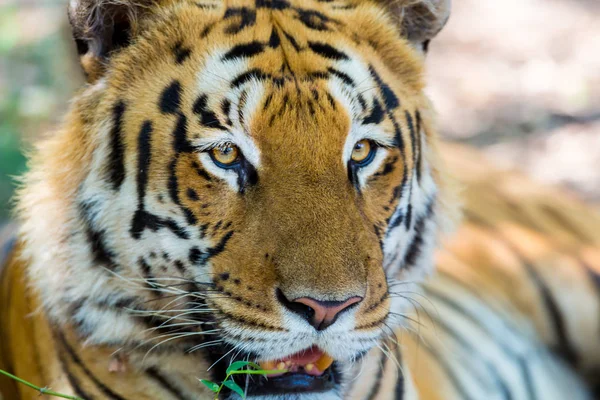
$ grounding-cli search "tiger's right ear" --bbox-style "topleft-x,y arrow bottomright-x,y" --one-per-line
378,0 -> 451,53
68,0 -> 152,82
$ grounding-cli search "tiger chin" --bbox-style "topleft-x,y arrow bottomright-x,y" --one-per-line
2,0 -> 600,399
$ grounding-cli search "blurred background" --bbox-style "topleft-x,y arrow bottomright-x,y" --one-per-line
0,0 -> 599,221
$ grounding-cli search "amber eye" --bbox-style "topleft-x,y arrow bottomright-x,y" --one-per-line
210,143 -> 240,168
351,139 -> 375,166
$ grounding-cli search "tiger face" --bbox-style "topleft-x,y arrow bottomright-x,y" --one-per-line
20,0 -> 453,398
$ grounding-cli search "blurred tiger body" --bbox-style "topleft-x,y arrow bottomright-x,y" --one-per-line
1,0 -> 600,399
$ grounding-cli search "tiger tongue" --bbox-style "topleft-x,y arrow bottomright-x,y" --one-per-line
286,346 -> 324,365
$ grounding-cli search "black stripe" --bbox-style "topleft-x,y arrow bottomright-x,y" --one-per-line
525,260 -> 579,364
134,121 -> 153,208
85,224 -> 118,271
372,155 -> 398,179
200,21 -> 216,38
363,98 -> 384,125
389,115 -> 405,167
384,116 -> 408,233
256,0 -> 291,9
186,188 -> 199,201
366,351 -> 388,400
231,69 -> 271,88
173,114 -> 195,153
327,67 -> 355,87
222,41 -> 265,61
369,65 -> 399,110
401,199 -> 434,268
188,230 -> 234,266
268,29 -> 281,48
169,113 -> 198,225
130,121 -> 190,240
238,89 -> 248,127
168,160 -> 181,205
357,94 -> 367,113
79,200 -> 119,271
305,71 -> 330,81
146,367 -> 188,400
194,2 -> 218,10
192,95 -> 227,130
173,42 -> 192,64
326,92 -> 336,109
405,110 -> 417,179
295,8 -> 332,31
282,30 -> 301,51
221,99 -> 233,126
386,203 -> 403,231
169,115 -> 193,208
223,7 -> 256,34
160,81 -> 182,114
192,161 -> 212,181
404,203 -> 412,230
139,257 -> 156,289
418,341 -> 476,400
415,111 -> 422,182
107,101 -> 126,190
56,330 -> 127,400
308,41 -> 349,60
57,352 -> 93,400
333,4 -> 355,9
263,93 -> 274,110
395,358 -> 405,400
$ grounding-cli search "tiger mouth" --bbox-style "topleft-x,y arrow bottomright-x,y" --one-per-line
247,347 -> 338,396
258,346 -> 335,377
245,365 -> 339,397
208,346 -> 340,396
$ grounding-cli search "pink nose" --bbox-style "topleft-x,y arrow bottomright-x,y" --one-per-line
277,289 -> 363,331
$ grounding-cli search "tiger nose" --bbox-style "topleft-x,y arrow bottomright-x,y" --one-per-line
276,289 -> 363,331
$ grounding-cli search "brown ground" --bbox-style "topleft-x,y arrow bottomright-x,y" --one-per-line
427,0 -> 600,205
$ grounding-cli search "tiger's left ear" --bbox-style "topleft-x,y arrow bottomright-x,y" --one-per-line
380,0 -> 451,52
68,0 -> 154,82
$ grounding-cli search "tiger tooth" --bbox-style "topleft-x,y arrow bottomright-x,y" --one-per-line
277,362 -> 286,370
315,354 -> 334,371
305,363 -> 315,372
260,361 -> 277,370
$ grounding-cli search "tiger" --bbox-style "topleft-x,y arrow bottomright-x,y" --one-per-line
1,0 -> 600,399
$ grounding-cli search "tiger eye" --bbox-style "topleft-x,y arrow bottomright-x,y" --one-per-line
211,144 -> 240,166
351,139 -> 372,163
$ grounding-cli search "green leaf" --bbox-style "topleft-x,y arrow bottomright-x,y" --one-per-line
246,362 -> 262,370
226,361 -> 252,375
200,379 -> 220,393
224,380 -> 246,399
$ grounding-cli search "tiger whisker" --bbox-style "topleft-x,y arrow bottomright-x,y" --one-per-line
187,339 -> 227,354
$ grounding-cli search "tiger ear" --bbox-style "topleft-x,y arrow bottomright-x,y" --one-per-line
68,0 -> 152,82
380,0 -> 451,52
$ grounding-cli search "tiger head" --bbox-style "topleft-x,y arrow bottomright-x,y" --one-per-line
18,0 -> 455,398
